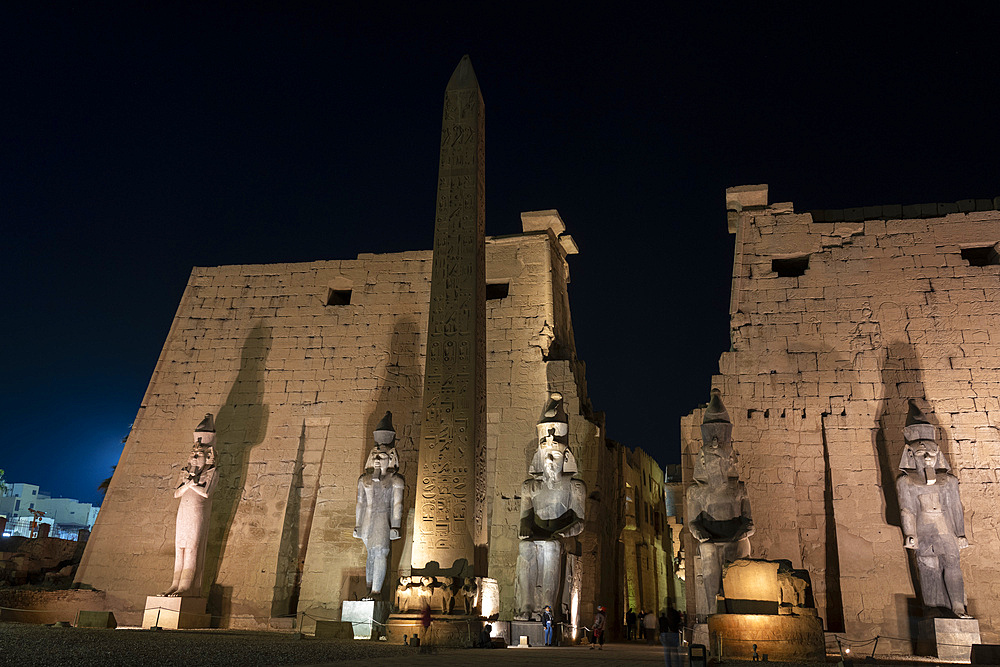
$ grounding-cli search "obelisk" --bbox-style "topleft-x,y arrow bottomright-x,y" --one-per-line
411,55 -> 486,578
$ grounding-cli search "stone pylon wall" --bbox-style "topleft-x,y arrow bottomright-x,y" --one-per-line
484,223 -> 616,630
683,185 -> 1000,651
76,216 -> 613,630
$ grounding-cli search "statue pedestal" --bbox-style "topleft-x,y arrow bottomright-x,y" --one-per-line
690,623 -> 709,651
917,617 -> 980,661
511,620 -> 545,647
386,613 -> 484,647
707,613 -> 824,662
341,600 -> 389,639
142,596 -> 211,629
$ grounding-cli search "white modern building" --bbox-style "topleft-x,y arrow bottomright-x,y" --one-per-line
0,483 -> 100,539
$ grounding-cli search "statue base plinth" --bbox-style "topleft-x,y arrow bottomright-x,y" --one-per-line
689,623 -> 709,651
509,620 -> 572,646
917,617 -> 980,661
341,600 -> 390,639
511,620 -> 545,647
142,596 -> 211,629
707,613 -> 824,662
386,612 -> 484,647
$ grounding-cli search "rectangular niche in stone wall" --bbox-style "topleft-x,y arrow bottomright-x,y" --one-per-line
772,255 -> 810,277
326,288 -> 352,305
486,282 -> 510,300
960,244 -> 999,267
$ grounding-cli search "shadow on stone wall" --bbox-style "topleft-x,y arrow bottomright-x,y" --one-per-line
874,340 -> 925,528
820,418 -> 846,632
270,422 -> 304,618
367,317 -> 420,469
368,318 -> 420,589
205,323 -> 271,615
874,339 -> 925,625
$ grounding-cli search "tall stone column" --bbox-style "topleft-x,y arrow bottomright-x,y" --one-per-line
411,55 -> 486,578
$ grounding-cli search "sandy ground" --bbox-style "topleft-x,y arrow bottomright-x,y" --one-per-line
0,623 -> 966,667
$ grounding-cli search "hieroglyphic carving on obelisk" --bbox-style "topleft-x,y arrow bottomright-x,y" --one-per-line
411,56 -> 486,577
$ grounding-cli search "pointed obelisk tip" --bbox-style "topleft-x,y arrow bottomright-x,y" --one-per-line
446,54 -> 479,90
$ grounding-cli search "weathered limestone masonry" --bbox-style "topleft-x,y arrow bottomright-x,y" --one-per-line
485,210 -> 619,626
682,184 -> 1000,652
75,210 -> 616,629
620,447 -> 673,618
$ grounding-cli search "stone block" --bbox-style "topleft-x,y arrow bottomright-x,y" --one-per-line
721,559 -> 780,606
510,620 -> 545,646
341,599 -> 389,639
386,612 -> 482,647
75,611 -> 117,629
520,210 -> 566,235
971,643 -> 1000,664
726,184 -> 768,210
142,596 -> 211,629
708,613 -> 824,662
917,617 -> 981,661
314,620 -> 354,639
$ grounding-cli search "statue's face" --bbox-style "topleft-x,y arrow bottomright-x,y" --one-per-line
188,447 -> 209,472
701,451 -> 729,482
372,447 -> 389,472
541,446 -> 565,479
910,440 -> 940,468
370,445 -> 393,473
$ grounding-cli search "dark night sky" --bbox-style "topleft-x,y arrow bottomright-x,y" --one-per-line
2,4 -> 998,505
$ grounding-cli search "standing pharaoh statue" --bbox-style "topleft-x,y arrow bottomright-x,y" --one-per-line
354,411 -> 406,598
897,399 -> 972,618
164,413 -> 219,596
685,389 -> 753,618
515,392 -> 587,620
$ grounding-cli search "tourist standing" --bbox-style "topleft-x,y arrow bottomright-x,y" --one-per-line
626,608 -> 636,640
542,605 -> 555,646
419,602 -> 432,652
660,603 -> 681,667
644,609 -> 657,644
590,605 -> 606,650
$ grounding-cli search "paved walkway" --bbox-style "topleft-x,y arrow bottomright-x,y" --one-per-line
0,622 -> 961,666
316,643 -> 676,667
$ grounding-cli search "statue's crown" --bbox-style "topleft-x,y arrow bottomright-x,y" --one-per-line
374,411 -> 396,444
702,389 -> 730,424
195,413 -> 216,433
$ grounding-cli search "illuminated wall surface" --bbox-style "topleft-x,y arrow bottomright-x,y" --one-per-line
682,185 -> 1000,652
620,449 -> 680,619
75,216 -> 632,628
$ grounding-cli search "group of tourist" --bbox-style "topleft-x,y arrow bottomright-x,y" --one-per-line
626,605 -> 684,642
622,605 -> 684,665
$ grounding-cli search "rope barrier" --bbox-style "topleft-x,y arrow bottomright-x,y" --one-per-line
299,611 -> 388,627
680,622 -> 981,652
834,631 -> 980,649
